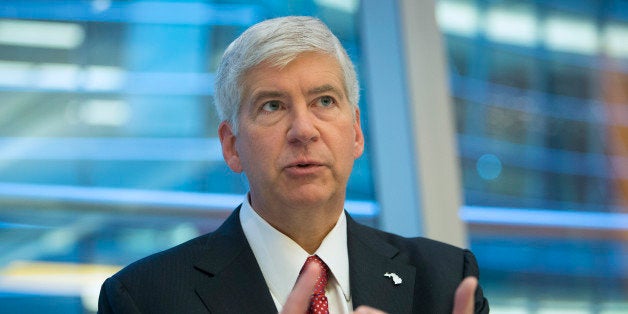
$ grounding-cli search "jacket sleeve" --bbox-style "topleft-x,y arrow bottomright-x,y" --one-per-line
98,276 -> 142,314
463,250 -> 490,314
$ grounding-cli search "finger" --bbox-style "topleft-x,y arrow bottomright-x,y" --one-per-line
280,261 -> 320,314
354,305 -> 388,314
452,276 -> 477,314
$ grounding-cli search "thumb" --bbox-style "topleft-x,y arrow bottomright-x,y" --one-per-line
280,261 -> 320,313
452,277 -> 477,314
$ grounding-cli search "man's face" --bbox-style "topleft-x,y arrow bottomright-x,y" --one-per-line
219,52 -> 364,212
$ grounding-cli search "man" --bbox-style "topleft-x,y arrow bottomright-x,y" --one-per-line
98,16 -> 489,313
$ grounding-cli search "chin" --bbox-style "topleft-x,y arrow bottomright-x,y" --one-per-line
283,187 -> 337,208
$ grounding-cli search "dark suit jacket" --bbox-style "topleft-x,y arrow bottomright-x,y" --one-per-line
98,207 -> 489,313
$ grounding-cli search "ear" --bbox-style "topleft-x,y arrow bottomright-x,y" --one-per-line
353,108 -> 365,159
218,121 -> 243,173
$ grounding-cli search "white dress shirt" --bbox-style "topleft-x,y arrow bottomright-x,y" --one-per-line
240,196 -> 353,313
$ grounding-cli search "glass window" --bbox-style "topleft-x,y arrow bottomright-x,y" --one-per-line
437,0 -> 628,312
0,1 -> 372,313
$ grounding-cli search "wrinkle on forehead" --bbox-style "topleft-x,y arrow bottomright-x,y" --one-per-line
238,52 -> 356,123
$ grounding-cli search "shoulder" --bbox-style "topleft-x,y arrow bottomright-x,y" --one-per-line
350,218 -> 465,254
110,231 -> 212,285
348,220 -> 489,312
111,208 -> 244,283
348,219 -> 477,274
100,229 -> 240,313
383,227 -> 468,259
99,209 -> 252,312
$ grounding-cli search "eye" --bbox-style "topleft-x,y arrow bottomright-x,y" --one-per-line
261,101 -> 281,112
317,96 -> 335,107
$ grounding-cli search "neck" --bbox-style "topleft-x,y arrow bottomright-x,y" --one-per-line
249,196 -> 343,254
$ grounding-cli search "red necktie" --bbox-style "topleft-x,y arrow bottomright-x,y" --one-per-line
302,255 -> 330,314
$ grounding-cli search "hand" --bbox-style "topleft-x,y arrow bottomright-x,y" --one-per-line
452,277 -> 478,314
353,306 -> 386,314
280,260 -> 319,314
280,262 -> 385,314
281,265 -> 478,314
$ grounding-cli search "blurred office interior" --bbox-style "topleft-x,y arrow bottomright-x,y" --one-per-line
0,0 -> 627,313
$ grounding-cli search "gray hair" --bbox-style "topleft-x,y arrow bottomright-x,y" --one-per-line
214,16 -> 360,132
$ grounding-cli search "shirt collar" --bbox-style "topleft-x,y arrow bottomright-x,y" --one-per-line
239,195 -> 351,306
314,211 -> 350,301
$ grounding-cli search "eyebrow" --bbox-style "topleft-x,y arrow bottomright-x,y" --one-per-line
249,90 -> 286,106
249,84 -> 345,105
308,84 -> 344,99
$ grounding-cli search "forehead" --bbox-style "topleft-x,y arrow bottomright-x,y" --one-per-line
240,52 -> 346,98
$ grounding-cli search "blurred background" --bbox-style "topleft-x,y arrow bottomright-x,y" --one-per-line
0,0 -> 627,313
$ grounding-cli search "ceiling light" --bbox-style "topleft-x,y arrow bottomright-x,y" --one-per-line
36,63 -> 80,90
314,0 -> 358,13
485,6 -> 537,47
436,0 -> 479,37
83,66 -> 124,91
0,19 -> 85,49
0,60 -> 32,87
604,22 -> 628,59
544,15 -> 598,55
79,99 -> 131,126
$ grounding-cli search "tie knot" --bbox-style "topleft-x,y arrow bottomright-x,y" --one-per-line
303,255 -> 329,295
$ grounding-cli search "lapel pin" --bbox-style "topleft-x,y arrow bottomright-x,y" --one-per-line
384,272 -> 402,285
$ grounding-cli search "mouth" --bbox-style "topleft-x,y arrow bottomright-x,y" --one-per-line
284,161 -> 325,172
288,162 -> 321,168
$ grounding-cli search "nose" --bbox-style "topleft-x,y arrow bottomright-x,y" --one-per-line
286,106 -> 319,145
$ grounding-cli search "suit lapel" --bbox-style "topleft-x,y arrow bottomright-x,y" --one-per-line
193,207 -> 277,314
347,215 -> 416,313
188,209 -> 417,313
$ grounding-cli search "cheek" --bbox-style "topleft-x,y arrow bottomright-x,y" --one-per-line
236,131 -> 279,169
337,135 -> 359,162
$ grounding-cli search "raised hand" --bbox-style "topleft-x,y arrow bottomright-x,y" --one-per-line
452,277 -> 478,314
282,265 -> 478,314
280,261 -> 320,314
